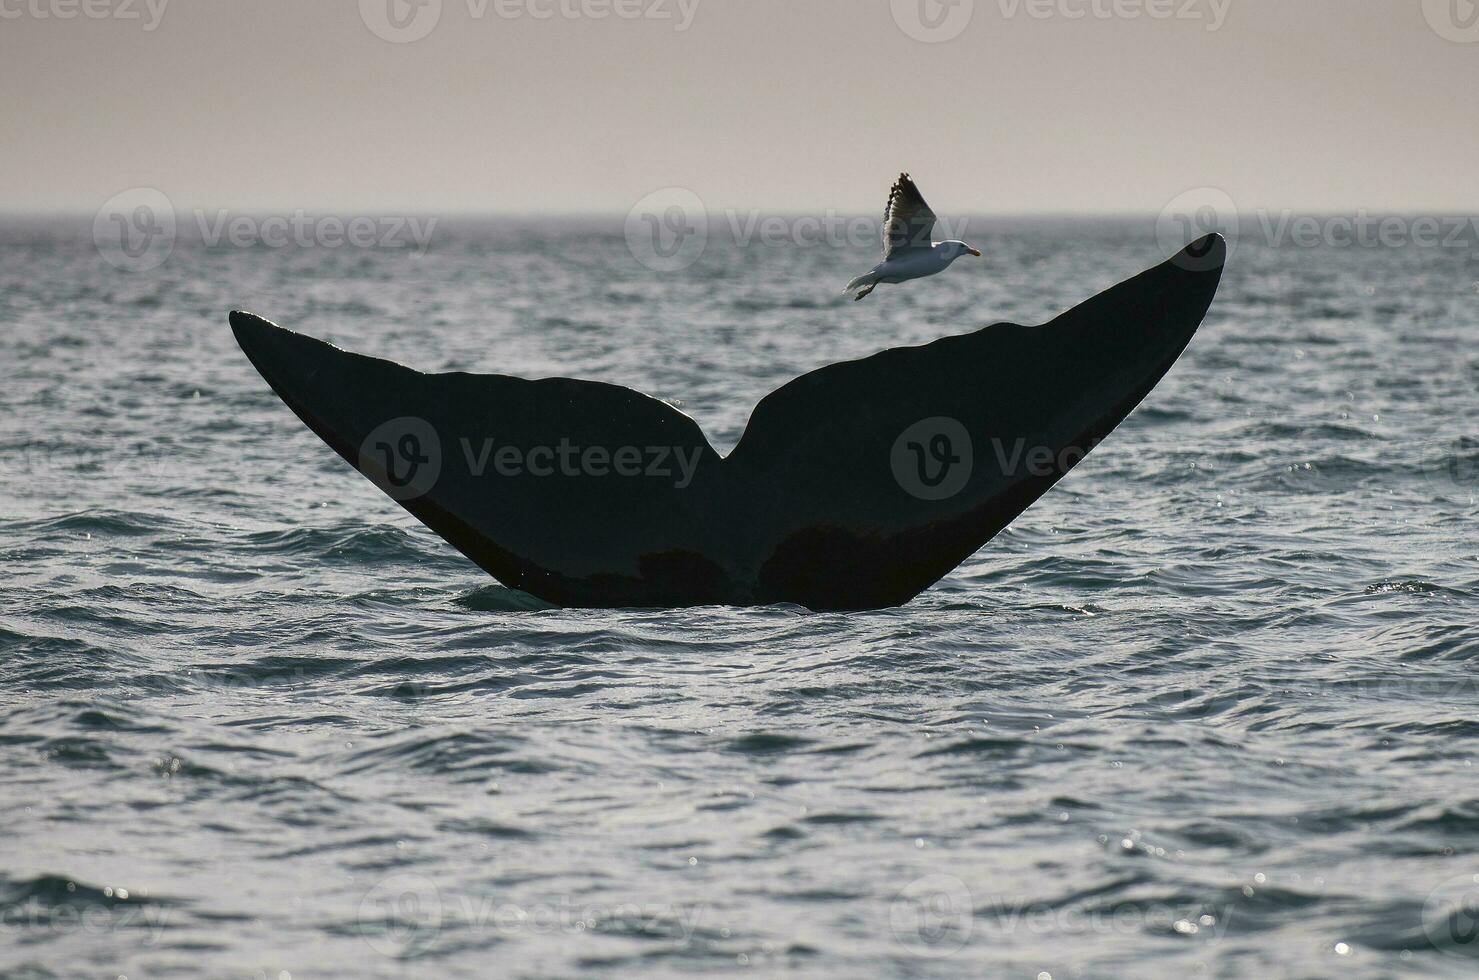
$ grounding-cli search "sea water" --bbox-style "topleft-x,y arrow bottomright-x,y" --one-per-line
1,214 -> 1476,977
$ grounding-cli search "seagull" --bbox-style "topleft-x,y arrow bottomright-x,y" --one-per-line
844,173 -> 981,301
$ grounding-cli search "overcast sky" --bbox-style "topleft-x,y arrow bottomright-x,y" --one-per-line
2,0 -> 1475,215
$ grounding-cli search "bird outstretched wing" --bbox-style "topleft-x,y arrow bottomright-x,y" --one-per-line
883,173 -> 938,258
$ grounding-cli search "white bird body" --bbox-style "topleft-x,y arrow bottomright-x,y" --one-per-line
845,242 -> 973,290
844,173 -> 981,301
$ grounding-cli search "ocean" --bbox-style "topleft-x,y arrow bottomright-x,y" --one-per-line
1,213 -> 1476,978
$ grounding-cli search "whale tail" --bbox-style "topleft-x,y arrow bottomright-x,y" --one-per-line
230,235 -> 1227,611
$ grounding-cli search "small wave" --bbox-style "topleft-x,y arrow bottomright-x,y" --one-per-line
917,736 -> 1030,758
437,817 -> 538,840
338,730 -> 555,777
0,873 -> 170,911
1391,801 -> 1479,838
724,732 -> 813,755
11,509 -> 166,538
0,629 -> 133,690
1232,420 -> 1379,442
728,294 -> 832,312
302,297 -> 382,317
238,523 -> 429,563
1365,581 -> 1443,596
454,585 -> 558,612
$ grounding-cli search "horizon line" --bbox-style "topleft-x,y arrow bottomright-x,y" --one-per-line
5,207 -> 1479,220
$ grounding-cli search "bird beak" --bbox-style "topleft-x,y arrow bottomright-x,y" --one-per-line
969,248 -> 982,257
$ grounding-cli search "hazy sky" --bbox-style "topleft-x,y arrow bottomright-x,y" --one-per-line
2,0 -> 1475,215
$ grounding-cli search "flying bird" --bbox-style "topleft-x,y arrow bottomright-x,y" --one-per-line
844,173 -> 982,301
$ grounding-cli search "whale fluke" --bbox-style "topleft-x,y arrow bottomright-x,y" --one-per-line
231,234 -> 1225,610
